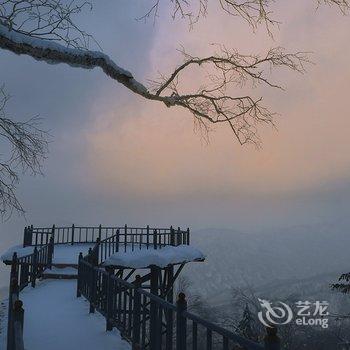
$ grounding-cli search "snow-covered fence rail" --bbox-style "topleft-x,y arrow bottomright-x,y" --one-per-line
86,226 -> 190,265
4,241 -> 53,290
77,254 -> 280,350
23,225 -> 190,251
6,242 -> 53,350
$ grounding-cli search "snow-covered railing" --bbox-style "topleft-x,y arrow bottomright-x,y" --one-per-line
6,242 -> 53,350
77,252 -> 280,350
4,241 -> 53,289
23,225 -> 190,250
86,226 -> 191,266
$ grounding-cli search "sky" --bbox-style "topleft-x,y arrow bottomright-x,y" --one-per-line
1,1 -> 350,285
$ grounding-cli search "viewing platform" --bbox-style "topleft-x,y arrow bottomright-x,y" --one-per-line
2,225 -> 204,281
1,224 -> 275,350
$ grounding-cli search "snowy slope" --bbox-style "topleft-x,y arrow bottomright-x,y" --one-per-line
183,224 -> 350,300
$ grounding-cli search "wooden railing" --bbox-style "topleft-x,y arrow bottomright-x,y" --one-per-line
23,225 -> 190,250
6,241 -> 53,350
77,250 -> 280,350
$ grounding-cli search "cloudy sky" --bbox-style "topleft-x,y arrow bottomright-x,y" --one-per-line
1,1 -> 350,285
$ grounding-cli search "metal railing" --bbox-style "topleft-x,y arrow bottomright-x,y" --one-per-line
6,225 -> 281,350
77,248 -> 281,350
23,225 -> 190,251
6,240 -> 53,350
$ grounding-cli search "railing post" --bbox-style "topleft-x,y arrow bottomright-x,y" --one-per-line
22,227 -> 28,248
76,252 -> 83,298
31,247 -> 38,288
264,326 -> 281,350
51,224 -> 55,244
132,275 -> 142,349
29,226 -> 33,246
87,247 -> 93,264
71,224 -> 75,245
89,267 -> 96,314
170,226 -> 175,246
105,267 -> 114,331
13,300 -> 24,350
186,228 -> 190,245
10,253 -> 19,291
124,224 -> 128,252
7,253 -> 18,350
98,224 -> 102,242
13,299 -> 24,331
150,266 -> 159,350
177,228 -> 182,246
95,237 -> 100,265
116,229 -> 120,252
166,265 -> 174,350
19,259 -> 29,290
176,293 -> 187,350
146,225 -> 150,249
89,248 -> 97,314
153,229 -> 158,250
48,236 -> 54,269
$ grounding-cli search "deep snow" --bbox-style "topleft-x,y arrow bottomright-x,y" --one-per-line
1,243 -> 94,264
103,244 -> 205,268
0,279 -> 130,350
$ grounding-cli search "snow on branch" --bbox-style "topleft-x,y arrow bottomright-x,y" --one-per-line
0,20 -> 149,94
0,0 -> 94,48
0,19 -> 309,145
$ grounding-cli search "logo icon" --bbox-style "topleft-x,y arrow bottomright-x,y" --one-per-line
258,298 -> 293,327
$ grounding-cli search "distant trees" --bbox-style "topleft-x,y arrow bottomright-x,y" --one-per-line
237,304 -> 259,341
0,0 -> 349,217
332,273 -> 350,294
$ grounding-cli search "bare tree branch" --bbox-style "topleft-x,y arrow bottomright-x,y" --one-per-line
0,21 -> 309,146
152,46 -> 309,145
140,0 -> 350,32
0,86 -> 48,219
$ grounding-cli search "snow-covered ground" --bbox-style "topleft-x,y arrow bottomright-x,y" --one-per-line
43,266 -> 77,275
0,280 -> 130,350
1,243 -> 94,264
103,244 -> 205,268
52,244 -> 94,264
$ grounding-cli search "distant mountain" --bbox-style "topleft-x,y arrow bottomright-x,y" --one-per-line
183,223 -> 350,301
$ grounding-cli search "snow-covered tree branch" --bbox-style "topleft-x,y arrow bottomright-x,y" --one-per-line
0,0 -> 348,146
0,13 -> 308,146
0,0 -> 348,216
